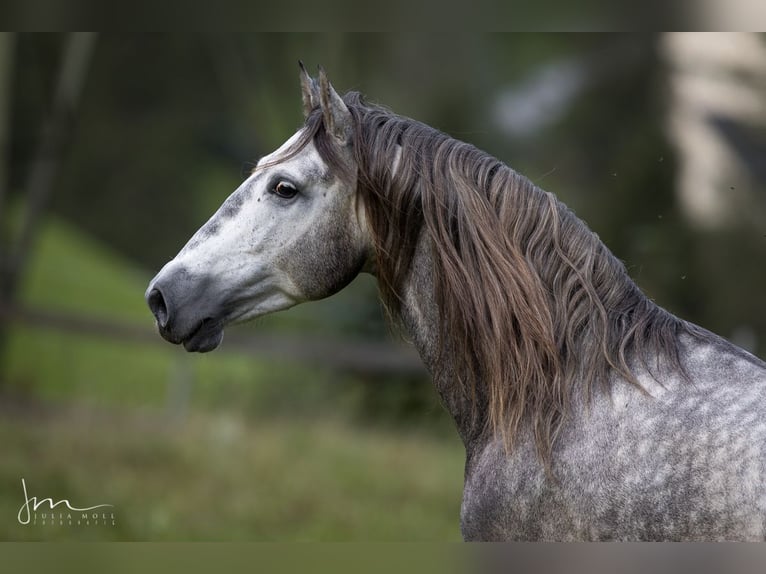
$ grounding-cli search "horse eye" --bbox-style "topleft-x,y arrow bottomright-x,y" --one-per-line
272,181 -> 299,199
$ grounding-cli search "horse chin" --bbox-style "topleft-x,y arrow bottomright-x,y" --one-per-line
181,319 -> 224,353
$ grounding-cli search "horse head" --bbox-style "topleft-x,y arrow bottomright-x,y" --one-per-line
145,64 -> 370,352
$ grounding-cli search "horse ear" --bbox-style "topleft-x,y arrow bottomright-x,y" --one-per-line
298,60 -> 319,118
318,66 -> 352,146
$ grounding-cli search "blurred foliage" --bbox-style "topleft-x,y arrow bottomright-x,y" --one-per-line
7,34 -> 763,352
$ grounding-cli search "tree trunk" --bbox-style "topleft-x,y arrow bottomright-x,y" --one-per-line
0,33 -> 96,376
0,33 -> 15,275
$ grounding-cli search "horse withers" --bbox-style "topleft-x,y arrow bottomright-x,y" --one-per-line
146,64 -> 766,541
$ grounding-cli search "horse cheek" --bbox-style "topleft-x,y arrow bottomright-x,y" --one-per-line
279,217 -> 365,301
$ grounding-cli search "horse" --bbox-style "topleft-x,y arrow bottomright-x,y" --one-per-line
146,63 -> 766,541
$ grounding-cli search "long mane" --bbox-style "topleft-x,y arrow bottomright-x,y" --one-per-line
296,91 -> 704,464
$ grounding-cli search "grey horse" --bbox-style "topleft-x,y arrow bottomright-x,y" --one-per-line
146,64 -> 766,541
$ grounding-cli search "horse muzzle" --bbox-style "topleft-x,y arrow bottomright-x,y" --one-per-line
146,264 -> 225,353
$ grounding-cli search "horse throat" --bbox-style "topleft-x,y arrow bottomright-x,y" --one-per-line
398,234 -> 488,448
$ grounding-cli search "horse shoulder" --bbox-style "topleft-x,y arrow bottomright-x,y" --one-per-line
461,332 -> 766,541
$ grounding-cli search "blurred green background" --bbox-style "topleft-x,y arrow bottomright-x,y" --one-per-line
0,33 -> 764,541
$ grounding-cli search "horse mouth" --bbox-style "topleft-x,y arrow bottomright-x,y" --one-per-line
180,317 -> 224,353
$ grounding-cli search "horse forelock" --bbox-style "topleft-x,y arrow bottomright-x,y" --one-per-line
302,90 -> 706,466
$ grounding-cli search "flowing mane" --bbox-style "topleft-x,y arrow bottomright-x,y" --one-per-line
289,91 -> 706,464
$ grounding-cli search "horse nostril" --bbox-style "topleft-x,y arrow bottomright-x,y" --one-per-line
147,288 -> 169,329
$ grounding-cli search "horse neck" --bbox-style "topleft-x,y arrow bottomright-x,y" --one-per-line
398,233 -> 487,448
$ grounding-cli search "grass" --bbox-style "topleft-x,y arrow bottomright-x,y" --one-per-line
0,215 -> 465,540
19,215 -> 152,324
1,215 -> 265,408
0,402 -> 464,541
